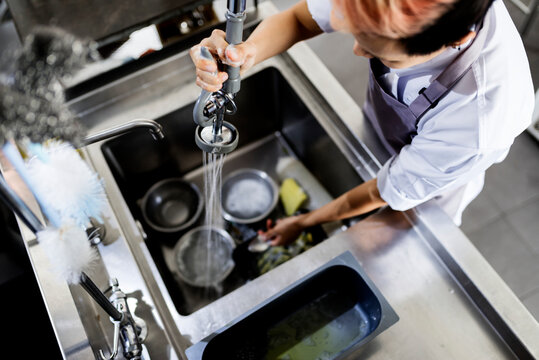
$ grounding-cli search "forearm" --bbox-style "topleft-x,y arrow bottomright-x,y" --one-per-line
246,0 -> 322,65
298,178 -> 387,228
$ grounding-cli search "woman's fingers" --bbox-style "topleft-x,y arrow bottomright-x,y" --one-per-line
190,30 -> 257,91
191,41 -> 228,92
189,45 -> 217,73
196,68 -> 228,86
225,45 -> 243,67
269,235 -> 283,246
225,42 -> 257,71
195,77 -> 222,93
258,218 -> 293,246
201,30 -> 230,61
190,30 -> 228,91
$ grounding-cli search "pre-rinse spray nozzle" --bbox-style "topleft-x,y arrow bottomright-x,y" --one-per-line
193,0 -> 246,154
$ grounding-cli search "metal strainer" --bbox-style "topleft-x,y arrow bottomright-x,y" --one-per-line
174,226 -> 235,287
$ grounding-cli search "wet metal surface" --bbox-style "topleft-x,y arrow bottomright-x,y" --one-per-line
4,2 -> 538,359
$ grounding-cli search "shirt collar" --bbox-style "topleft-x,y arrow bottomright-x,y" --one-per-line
387,38 -> 473,77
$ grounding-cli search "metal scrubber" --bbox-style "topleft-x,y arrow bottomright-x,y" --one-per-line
0,83 -> 86,145
13,26 -> 99,97
0,26 -> 100,146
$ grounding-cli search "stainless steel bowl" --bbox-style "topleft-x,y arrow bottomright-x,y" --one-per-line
141,178 -> 203,233
221,168 -> 279,224
174,226 -> 236,287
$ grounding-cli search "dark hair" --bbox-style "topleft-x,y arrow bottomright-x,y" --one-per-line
400,0 -> 495,55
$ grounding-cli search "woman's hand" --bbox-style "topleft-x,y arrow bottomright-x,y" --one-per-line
259,216 -> 307,247
259,178 -> 386,247
189,30 -> 257,92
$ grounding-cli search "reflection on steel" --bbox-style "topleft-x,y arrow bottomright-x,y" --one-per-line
0,174 -> 44,233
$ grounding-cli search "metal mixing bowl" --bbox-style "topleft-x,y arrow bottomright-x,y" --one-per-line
221,168 -> 278,224
141,178 -> 203,233
174,226 -> 236,287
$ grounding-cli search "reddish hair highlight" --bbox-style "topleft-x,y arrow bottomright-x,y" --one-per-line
331,0 -> 456,39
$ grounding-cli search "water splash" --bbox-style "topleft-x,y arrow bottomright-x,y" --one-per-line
203,152 -> 226,230
202,152 -> 226,290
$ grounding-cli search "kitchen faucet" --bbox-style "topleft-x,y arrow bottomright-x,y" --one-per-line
192,0 -> 247,154
82,118 -> 165,146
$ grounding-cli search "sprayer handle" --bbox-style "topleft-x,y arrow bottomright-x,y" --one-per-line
223,11 -> 245,95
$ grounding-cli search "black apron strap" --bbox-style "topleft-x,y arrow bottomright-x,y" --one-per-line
409,11 -> 492,121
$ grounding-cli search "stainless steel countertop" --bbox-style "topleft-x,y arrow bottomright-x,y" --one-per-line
3,1 -> 539,359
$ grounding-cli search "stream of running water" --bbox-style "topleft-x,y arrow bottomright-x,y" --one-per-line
201,151 -> 226,288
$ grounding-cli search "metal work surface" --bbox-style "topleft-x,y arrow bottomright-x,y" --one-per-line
5,0 -> 204,41
0,153 -> 176,359
3,1 -> 538,359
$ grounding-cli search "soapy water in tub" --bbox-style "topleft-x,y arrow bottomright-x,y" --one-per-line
225,178 -> 272,218
264,291 -> 369,359
228,290 -> 371,359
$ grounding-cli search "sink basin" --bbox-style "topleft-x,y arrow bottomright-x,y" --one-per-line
101,67 -> 364,315
185,251 -> 399,360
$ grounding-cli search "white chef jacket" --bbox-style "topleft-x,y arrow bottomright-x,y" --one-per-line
306,0 -> 534,224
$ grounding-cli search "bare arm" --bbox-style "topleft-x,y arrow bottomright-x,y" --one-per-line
262,178 -> 387,246
190,0 -> 323,91
246,0 -> 323,65
300,178 -> 386,226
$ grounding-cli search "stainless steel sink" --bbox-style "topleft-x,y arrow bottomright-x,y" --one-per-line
69,2 -> 385,350
54,4 -> 539,359
100,67 -> 364,315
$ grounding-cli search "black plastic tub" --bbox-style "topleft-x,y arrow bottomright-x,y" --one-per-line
186,251 -> 398,359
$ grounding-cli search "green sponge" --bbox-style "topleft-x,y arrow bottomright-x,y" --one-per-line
279,178 -> 307,216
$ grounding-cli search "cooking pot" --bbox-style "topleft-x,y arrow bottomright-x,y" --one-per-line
141,178 -> 202,233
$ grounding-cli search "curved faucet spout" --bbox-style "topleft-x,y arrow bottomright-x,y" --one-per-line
82,119 -> 164,146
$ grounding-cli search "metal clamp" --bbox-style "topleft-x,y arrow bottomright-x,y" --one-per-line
97,278 -> 146,360
203,91 -> 237,117
99,317 -> 121,360
194,90 -> 238,128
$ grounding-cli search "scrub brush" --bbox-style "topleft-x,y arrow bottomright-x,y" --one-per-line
12,26 -> 99,102
0,27 -> 103,284
25,141 -> 106,227
2,142 -> 100,284
0,84 -> 85,146
37,222 -> 97,284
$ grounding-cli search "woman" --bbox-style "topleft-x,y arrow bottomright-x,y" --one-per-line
190,0 -> 534,246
